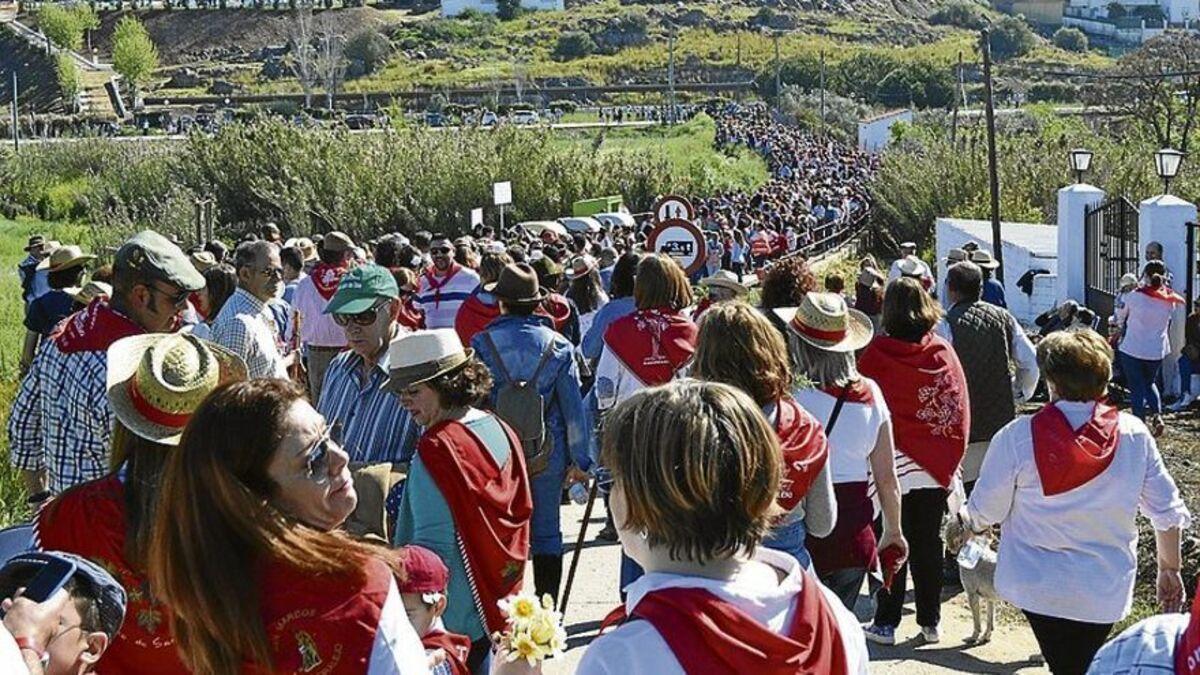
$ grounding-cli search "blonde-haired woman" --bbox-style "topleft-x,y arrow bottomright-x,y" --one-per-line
692,302 -> 835,569
965,329 -> 1189,675
580,380 -> 868,674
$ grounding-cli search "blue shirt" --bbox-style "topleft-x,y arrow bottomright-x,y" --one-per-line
982,278 -> 1007,308
472,315 -> 591,472
317,342 -> 420,464
24,290 -> 75,336
581,296 -> 636,362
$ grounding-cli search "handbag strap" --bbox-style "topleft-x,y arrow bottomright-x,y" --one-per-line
823,385 -> 852,437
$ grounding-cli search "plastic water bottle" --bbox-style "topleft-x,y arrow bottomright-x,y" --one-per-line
957,536 -> 988,570
569,482 -> 589,505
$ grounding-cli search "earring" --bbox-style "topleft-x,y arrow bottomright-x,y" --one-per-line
638,529 -> 648,540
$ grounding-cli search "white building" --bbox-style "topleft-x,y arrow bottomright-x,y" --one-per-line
441,0 -> 561,17
1067,0 -> 1198,24
857,109 -> 913,154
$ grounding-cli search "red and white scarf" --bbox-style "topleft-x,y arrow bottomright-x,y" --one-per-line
1176,582 -> 1200,674
1031,401 -> 1119,497
51,298 -> 144,354
603,308 -> 698,386
857,333 -> 970,488
774,398 -> 829,511
1138,285 -> 1186,307
311,261 -> 350,301
423,263 -> 463,309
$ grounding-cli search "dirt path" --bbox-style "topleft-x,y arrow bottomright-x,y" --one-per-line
539,499 -> 1050,674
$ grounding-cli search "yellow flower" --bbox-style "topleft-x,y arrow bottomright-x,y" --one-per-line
511,596 -> 537,622
541,594 -> 554,610
530,614 -> 557,644
507,631 -> 546,666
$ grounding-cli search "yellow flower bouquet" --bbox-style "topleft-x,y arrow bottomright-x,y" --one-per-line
494,593 -> 567,666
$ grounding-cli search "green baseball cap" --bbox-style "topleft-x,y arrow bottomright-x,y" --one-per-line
115,230 -> 205,292
324,264 -> 399,315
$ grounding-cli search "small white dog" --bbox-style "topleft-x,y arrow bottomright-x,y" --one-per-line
943,517 -> 999,645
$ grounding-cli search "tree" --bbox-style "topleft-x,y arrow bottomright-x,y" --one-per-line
497,0 -> 521,21
553,31 -> 596,60
55,53 -> 81,112
929,1 -> 987,30
1052,27 -> 1088,53
313,21 -> 346,111
38,4 -> 84,50
112,16 -> 159,103
1107,2 -> 1126,19
290,2 -> 318,108
345,29 -> 391,75
988,15 -> 1037,61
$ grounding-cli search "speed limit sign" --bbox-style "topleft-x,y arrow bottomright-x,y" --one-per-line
653,195 -> 696,224
647,218 -> 707,276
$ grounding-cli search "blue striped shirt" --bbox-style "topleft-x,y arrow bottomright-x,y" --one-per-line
317,347 -> 419,464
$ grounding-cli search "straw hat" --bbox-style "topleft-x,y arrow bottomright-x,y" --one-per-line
945,248 -> 968,265
107,333 -> 248,445
24,235 -> 47,253
564,255 -> 597,281
897,257 -> 926,277
69,281 -> 113,305
37,244 -> 94,272
773,292 -> 873,353
701,269 -> 749,296
296,237 -> 318,262
190,250 -> 217,273
386,329 -> 474,393
970,250 -> 1000,270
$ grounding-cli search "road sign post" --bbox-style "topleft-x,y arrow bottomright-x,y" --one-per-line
647,218 -> 706,276
493,181 -> 512,233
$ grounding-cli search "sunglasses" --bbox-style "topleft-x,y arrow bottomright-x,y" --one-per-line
333,300 -> 387,327
430,247 -> 453,255
146,283 -> 191,308
299,425 -> 339,485
256,266 -> 284,280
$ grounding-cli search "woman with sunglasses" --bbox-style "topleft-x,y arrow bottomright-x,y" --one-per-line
147,378 -> 432,674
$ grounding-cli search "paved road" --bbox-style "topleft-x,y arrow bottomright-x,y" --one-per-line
538,498 -> 1048,674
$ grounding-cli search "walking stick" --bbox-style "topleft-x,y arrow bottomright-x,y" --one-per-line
558,477 -> 599,617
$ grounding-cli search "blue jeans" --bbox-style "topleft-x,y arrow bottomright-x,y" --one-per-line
1181,355 -> 1195,395
530,446 -> 568,556
763,519 -> 811,569
1121,351 -> 1163,418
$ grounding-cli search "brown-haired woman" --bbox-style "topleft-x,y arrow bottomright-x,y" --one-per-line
579,380 -> 869,674
758,255 -> 818,337
1116,259 -> 1185,435
857,278 -> 970,646
35,333 -> 246,673
692,302 -> 835,570
388,329 -> 533,671
147,378 -> 430,674
391,267 -> 427,332
594,254 -> 697,410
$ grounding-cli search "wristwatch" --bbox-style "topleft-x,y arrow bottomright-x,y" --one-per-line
14,636 -> 49,668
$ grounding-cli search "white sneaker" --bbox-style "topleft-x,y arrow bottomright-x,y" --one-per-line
920,625 -> 940,644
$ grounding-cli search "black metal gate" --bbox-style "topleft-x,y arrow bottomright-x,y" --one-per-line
1084,196 -> 1139,320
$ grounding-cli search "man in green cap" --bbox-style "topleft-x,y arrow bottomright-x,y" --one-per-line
8,230 -> 205,499
317,264 -> 420,465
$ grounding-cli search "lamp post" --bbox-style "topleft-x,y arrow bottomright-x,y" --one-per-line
1155,148 -> 1184,195
1069,148 -> 1093,184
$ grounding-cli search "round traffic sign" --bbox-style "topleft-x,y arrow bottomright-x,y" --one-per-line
647,218 -> 707,276
653,195 -> 696,224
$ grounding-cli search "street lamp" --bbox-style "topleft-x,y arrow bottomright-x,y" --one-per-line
1069,148 -> 1093,184
1156,148 -> 1184,194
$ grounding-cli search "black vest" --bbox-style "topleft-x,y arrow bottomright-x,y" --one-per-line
947,301 -> 1017,443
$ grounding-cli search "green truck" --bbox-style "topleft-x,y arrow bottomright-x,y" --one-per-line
572,196 -> 624,217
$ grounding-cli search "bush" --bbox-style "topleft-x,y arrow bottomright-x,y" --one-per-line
554,32 -> 596,61
549,99 -> 577,113
497,0 -> 521,21
1028,81 -> 1080,103
1052,27 -> 1088,53
346,29 -> 391,75
55,54 -> 81,110
37,4 -> 85,50
929,1 -> 987,30
989,15 -> 1037,60
112,16 -> 159,97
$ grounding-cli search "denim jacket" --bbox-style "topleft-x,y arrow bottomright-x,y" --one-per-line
471,314 -> 591,472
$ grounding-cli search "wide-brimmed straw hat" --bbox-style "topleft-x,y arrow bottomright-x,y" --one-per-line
897,257 -> 926,277
564,255 -> 597,281
24,235 -> 47,253
970,250 -> 1000,270
386,329 -> 474,392
701,269 -> 749,296
945,248 -> 968,265
774,292 -> 874,353
189,251 -> 217,273
107,333 -> 247,445
484,263 -> 548,305
69,281 -> 113,305
37,245 -> 95,272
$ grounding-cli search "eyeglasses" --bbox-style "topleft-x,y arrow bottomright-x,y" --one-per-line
255,266 -> 284,280
332,300 -> 388,327
299,426 -> 339,485
146,283 -> 190,308
430,247 -> 452,255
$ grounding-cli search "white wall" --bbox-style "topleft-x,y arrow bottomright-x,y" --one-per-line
857,110 -> 913,154
442,0 -> 561,16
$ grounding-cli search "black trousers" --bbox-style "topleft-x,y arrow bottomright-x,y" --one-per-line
874,488 -> 947,628
1023,611 -> 1113,675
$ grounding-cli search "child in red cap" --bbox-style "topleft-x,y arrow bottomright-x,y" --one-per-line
399,545 -> 472,675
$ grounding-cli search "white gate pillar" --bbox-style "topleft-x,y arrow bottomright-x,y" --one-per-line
1057,183 -> 1105,305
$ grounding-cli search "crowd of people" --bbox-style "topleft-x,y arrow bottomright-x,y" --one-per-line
0,105 -> 1195,675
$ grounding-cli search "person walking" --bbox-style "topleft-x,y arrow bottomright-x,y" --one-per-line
9,230 -> 204,499
20,245 -> 96,374
779,292 -> 907,611
581,252 -> 640,366
579,381 -> 869,674
454,251 -> 513,347
292,231 -> 356,405
964,329 -> 1189,675
691,302 -> 835,569
417,234 -> 480,330
210,240 -> 291,380
565,255 -> 610,338
858,278 -> 970,646
1116,260 -> 1183,435
472,263 -> 591,606
389,330 -> 532,672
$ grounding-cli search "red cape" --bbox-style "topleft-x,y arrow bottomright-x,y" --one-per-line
774,398 -> 829,511
603,308 -> 698,386
604,571 -> 848,675
455,292 -> 500,346
418,418 -> 532,635
52,298 -> 144,354
818,381 -> 875,405
857,333 -> 969,488
1031,402 -> 1119,496
422,630 -> 471,675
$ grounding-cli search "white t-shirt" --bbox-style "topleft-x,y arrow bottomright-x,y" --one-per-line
966,400 -> 1191,624
1118,289 -> 1176,360
577,548 -> 869,675
793,379 -> 891,484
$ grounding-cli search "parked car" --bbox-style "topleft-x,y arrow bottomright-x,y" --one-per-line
511,110 -> 540,125
480,110 -> 499,127
424,111 -> 447,127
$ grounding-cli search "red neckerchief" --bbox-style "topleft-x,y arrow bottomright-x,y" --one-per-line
600,570 -> 848,675
1137,285 -> 1186,306
36,475 -> 189,672
1031,402 -> 1120,497
454,291 -> 500,346
818,381 -> 875,405
422,630 -> 472,675
774,398 -> 829,511
423,263 -> 463,309
254,556 -> 390,674
691,297 -> 714,323
856,333 -> 969,488
311,261 -> 350,301
51,298 -> 144,354
418,419 -> 532,635
603,308 -> 698,386
189,293 -> 208,321
1176,582 -> 1200,675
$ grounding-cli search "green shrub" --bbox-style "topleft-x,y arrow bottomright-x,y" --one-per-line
989,15 -> 1037,60
929,1 -> 988,30
38,177 -> 91,221
1052,27 -> 1088,53
554,32 -> 597,61
346,29 -> 392,75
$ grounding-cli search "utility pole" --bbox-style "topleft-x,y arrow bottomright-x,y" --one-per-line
951,50 -> 962,144
773,31 -> 781,109
736,32 -> 742,69
981,29 -> 1004,283
819,49 -> 826,136
10,71 -> 18,154
667,30 -> 676,125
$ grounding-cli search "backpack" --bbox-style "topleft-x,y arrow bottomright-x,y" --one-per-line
481,333 -> 557,477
